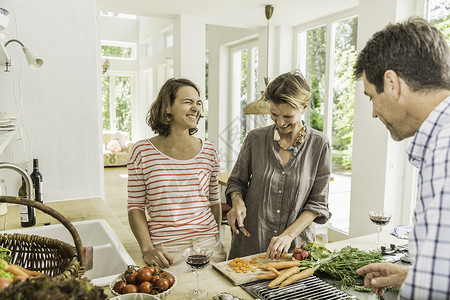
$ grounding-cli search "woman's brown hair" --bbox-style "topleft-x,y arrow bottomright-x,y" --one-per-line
146,78 -> 203,136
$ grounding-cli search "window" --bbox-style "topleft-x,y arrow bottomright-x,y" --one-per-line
101,41 -> 137,60
297,16 -> 358,233
102,73 -> 135,139
428,0 -> 450,44
100,11 -> 137,19
230,42 -> 259,144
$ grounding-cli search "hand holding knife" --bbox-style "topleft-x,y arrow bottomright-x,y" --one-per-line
235,220 -> 251,237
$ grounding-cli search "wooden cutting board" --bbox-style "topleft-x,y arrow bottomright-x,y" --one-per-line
212,253 -> 292,286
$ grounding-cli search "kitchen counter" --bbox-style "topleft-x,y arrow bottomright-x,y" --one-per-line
0,198 -> 406,299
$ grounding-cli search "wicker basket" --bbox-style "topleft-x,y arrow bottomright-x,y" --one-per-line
0,196 -> 85,279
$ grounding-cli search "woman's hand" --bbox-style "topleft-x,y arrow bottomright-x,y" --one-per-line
142,248 -> 174,268
226,196 -> 246,234
266,234 -> 294,260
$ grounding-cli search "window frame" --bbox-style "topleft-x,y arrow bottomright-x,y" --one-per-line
101,40 -> 137,60
102,71 -> 136,139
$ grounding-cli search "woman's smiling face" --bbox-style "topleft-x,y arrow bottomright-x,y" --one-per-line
269,101 -> 306,134
167,86 -> 203,129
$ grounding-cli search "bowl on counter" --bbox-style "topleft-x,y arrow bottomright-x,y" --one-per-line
110,269 -> 177,300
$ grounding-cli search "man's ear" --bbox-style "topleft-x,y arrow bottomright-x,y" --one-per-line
384,70 -> 401,99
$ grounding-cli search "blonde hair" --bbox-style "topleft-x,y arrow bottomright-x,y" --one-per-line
264,70 -> 311,109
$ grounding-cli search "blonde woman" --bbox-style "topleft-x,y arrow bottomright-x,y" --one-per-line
226,71 -> 332,260
128,78 -> 226,274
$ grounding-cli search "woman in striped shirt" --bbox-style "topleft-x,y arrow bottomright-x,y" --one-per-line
128,78 -> 226,274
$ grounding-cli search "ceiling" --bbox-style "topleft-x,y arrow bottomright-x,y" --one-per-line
96,0 -> 359,29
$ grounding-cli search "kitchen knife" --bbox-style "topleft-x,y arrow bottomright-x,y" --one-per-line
239,226 -> 251,237
235,220 -> 251,237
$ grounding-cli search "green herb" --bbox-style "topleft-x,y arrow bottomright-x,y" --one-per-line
299,243 -> 384,290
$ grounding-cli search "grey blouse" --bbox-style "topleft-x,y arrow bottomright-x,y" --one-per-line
225,124 -> 331,259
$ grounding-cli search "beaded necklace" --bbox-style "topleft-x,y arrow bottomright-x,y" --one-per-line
274,122 -> 307,151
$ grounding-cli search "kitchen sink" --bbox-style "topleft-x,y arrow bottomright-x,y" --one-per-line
0,219 -> 135,286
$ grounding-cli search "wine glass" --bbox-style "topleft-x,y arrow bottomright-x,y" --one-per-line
183,247 -> 213,299
369,211 -> 392,247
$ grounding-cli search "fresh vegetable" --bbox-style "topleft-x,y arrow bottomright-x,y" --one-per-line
266,260 -> 300,270
279,268 -> 314,288
0,277 -> 107,299
139,281 -> 151,293
267,267 -> 280,276
113,265 -> 175,295
256,253 -> 291,260
0,270 -> 13,281
155,278 -> 170,291
267,266 -> 300,288
113,280 -> 126,294
0,278 -> 11,288
256,273 -> 277,280
123,284 -> 138,294
298,242 -> 384,290
137,268 -> 152,282
229,257 -> 258,273
0,260 -> 29,278
12,265 -> 44,277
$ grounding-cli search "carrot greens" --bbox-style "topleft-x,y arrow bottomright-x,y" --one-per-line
298,242 -> 384,290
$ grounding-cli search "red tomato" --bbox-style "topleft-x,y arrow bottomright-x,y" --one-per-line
150,288 -> 158,295
137,268 -> 152,282
113,280 -> 127,294
0,278 -> 11,288
167,275 -> 175,287
155,278 -> 170,291
145,266 -> 156,275
123,267 -> 136,277
122,284 -> 138,294
126,271 -> 138,285
138,281 -> 151,294
150,274 -> 160,285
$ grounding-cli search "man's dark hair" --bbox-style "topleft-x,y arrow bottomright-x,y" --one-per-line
354,17 -> 450,93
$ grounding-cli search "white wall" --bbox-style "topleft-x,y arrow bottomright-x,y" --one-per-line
206,25 -> 257,170
0,0 -> 102,202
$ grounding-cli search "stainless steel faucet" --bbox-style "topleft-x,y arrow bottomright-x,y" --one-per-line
0,162 -> 34,199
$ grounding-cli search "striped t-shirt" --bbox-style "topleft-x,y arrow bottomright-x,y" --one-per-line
127,138 -> 221,244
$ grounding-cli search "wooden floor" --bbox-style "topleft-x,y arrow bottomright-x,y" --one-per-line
103,166 -> 233,255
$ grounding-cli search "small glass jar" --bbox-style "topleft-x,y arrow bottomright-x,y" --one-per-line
0,179 -> 7,215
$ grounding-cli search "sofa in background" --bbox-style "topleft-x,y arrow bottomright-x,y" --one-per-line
103,130 -> 134,167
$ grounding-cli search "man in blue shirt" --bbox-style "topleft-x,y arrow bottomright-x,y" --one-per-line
354,17 -> 450,299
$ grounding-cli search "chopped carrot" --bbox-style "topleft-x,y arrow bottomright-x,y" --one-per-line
279,268 -> 314,288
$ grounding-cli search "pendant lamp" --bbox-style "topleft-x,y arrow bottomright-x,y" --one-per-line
243,5 -> 274,115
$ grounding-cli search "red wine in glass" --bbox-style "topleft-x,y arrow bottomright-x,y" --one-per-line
186,254 -> 210,269
369,215 -> 391,226
183,247 -> 213,299
368,211 -> 392,246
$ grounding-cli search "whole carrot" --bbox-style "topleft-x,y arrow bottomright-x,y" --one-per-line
256,273 -> 277,280
266,260 -> 300,270
279,268 -> 314,288
267,266 -> 281,275
267,266 -> 300,288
